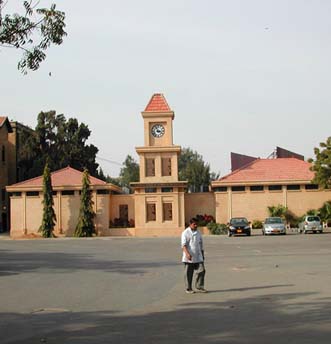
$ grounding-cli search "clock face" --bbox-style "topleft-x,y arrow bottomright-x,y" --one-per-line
151,124 -> 165,138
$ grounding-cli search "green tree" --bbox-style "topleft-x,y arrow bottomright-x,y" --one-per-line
19,111 -> 100,179
179,147 -> 219,192
0,1 -> 66,73
106,175 -> 122,187
267,204 -> 288,218
309,137 -> 331,189
39,161 -> 56,238
119,155 -> 139,192
267,204 -> 301,227
74,169 -> 95,237
319,201 -> 331,224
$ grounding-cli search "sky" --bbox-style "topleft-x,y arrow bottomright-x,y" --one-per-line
1,0 -> 331,177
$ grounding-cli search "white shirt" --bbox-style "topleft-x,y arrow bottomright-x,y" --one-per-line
181,227 -> 204,263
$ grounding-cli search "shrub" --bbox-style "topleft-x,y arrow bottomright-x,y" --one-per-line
306,209 -> 319,216
195,214 -> 215,226
267,204 -> 302,228
285,211 -> 303,228
252,220 -> 263,229
207,222 -> 227,235
110,218 -> 135,228
318,201 -> 331,225
267,204 -> 288,218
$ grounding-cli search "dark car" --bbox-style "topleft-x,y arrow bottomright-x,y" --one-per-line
227,217 -> 251,237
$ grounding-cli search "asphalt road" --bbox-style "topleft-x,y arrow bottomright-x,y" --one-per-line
1,232 -> 331,343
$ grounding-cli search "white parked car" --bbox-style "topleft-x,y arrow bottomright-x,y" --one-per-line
262,217 -> 286,235
299,216 -> 323,234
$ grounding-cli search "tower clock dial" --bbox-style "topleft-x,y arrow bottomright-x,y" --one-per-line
151,124 -> 165,138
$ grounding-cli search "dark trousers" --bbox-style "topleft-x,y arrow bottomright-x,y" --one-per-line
184,262 -> 205,290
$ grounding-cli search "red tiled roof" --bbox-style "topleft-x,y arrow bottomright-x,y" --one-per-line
0,117 -> 6,127
10,166 -> 107,188
217,158 -> 314,183
144,93 -> 171,112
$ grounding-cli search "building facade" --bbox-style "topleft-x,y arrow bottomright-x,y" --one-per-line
211,158 -> 331,224
5,94 -> 331,238
6,167 -> 122,237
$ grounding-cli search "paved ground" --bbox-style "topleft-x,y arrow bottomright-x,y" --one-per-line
1,231 -> 331,343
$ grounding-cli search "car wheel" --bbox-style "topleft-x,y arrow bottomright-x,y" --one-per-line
319,230 -> 323,234
247,231 -> 251,236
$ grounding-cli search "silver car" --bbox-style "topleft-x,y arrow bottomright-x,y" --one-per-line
299,216 -> 323,234
262,217 -> 286,235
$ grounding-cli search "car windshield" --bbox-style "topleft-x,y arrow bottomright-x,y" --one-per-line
230,218 -> 248,226
265,217 -> 283,224
307,216 -> 320,222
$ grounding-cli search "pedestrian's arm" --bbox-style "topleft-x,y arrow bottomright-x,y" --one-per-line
182,245 -> 192,261
200,237 -> 204,261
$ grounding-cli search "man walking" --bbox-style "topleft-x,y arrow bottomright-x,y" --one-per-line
181,218 -> 207,294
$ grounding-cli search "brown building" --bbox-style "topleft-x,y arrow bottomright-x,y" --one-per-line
6,167 -> 122,237
211,158 -> 331,224
0,117 -> 13,232
0,118 -> 35,231
5,94 -> 331,238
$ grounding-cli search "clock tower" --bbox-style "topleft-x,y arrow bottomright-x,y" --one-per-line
131,94 -> 187,235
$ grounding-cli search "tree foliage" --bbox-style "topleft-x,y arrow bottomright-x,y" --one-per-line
319,201 -> 331,224
309,137 -> 331,189
115,148 -> 219,193
119,155 -> 139,192
267,204 -> 301,227
179,147 -> 219,192
74,169 -> 95,237
18,111 -> 100,180
267,204 -> 288,218
39,161 -> 56,238
0,1 -> 66,73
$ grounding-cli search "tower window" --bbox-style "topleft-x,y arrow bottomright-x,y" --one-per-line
2,146 -> 5,162
146,158 -> 155,177
161,157 -> 172,176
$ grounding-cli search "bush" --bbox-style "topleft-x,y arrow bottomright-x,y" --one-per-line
267,204 -> 288,218
195,214 -> 215,226
285,211 -> 302,228
207,222 -> 227,235
267,204 -> 302,228
110,218 -> 135,228
318,201 -> 331,224
252,220 -> 263,229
